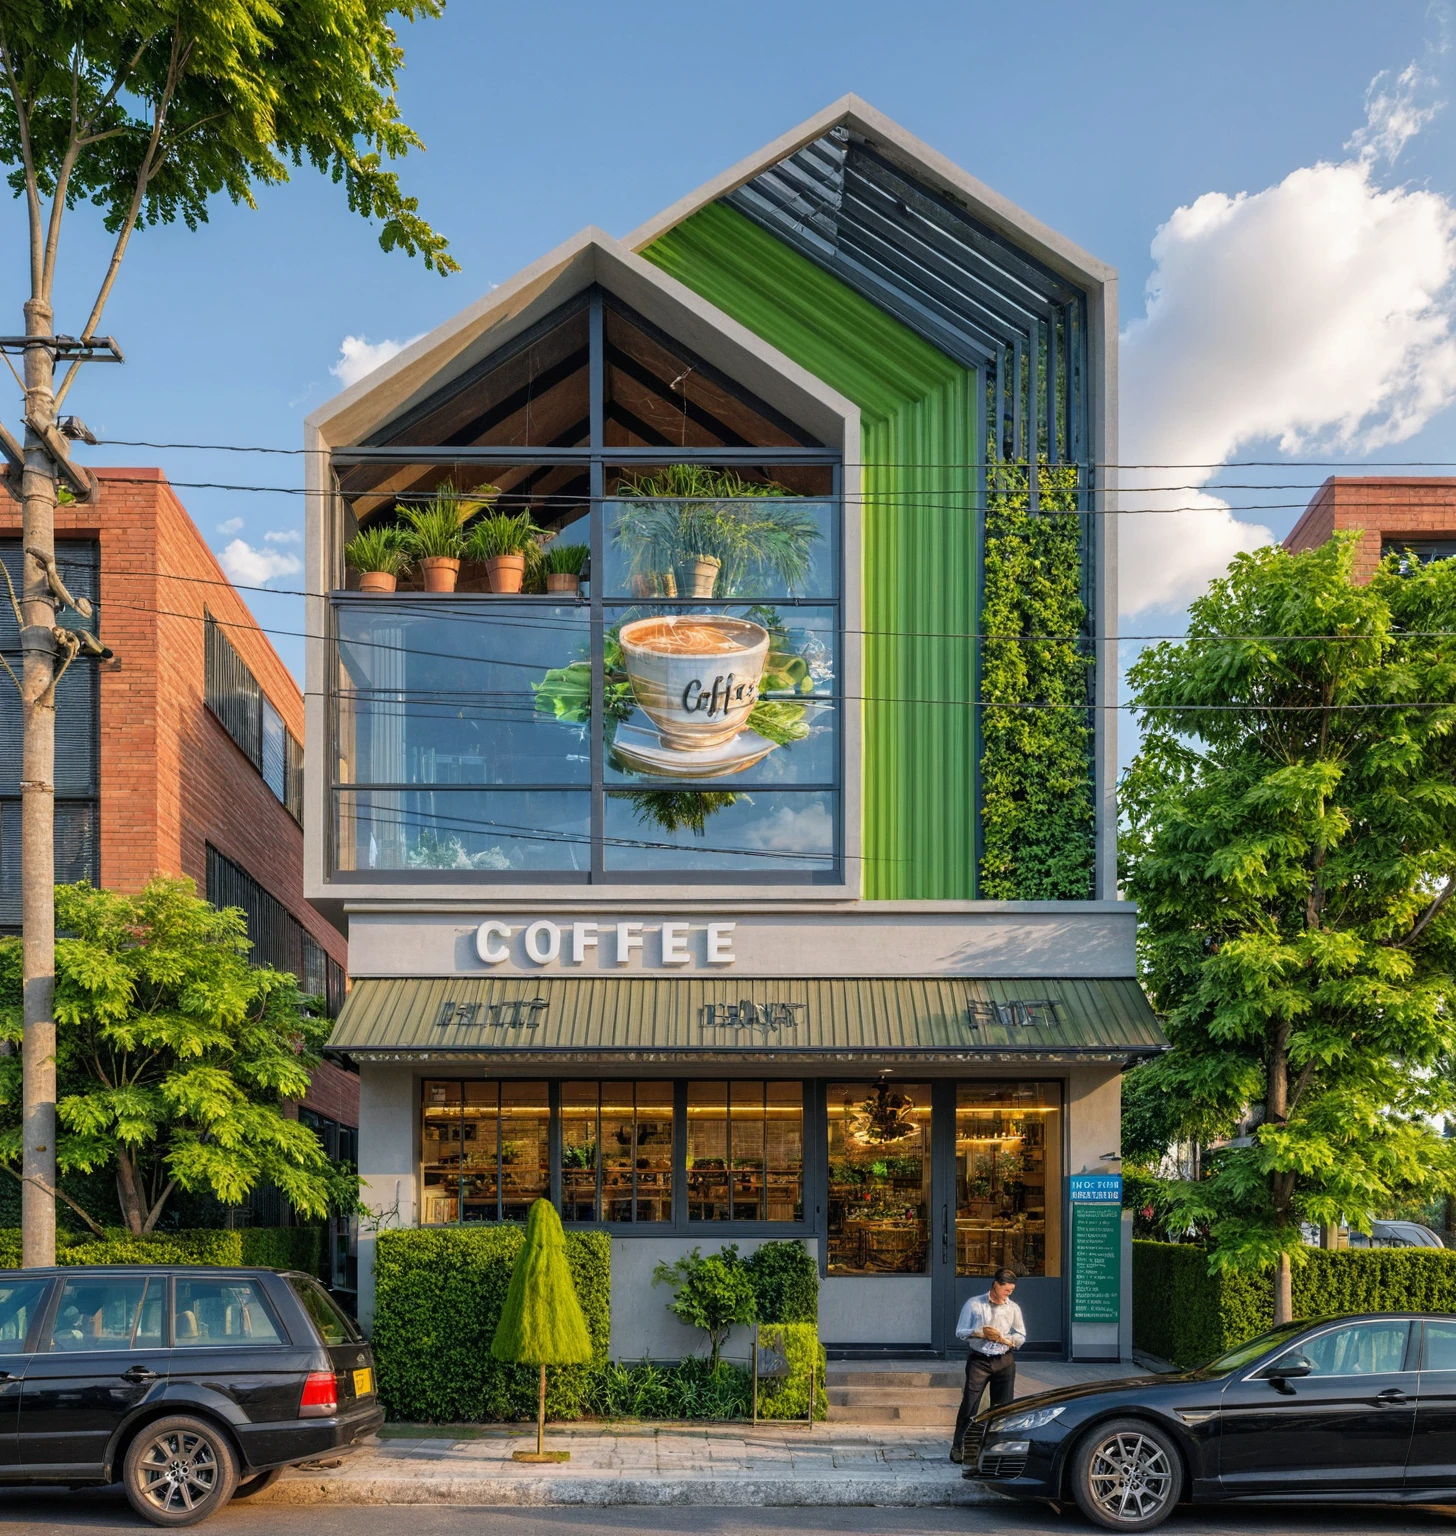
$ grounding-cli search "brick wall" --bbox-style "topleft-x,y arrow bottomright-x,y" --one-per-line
1,470 -> 356,1128
1284,477 -> 1456,582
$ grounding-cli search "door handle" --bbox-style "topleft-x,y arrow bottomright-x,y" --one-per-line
122,1365 -> 159,1383
1376,1388 -> 1406,1403
942,1204 -> 949,1265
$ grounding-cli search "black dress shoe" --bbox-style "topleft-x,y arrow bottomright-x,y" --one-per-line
949,1447 -> 963,1464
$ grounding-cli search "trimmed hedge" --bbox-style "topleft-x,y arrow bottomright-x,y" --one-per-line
754,1322 -> 828,1421
0,1226 -> 321,1272
743,1240 -> 817,1324
1134,1240 -> 1456,1368
372,1226 -> 612,1424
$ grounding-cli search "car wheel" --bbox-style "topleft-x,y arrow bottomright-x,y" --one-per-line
232,1466 -> 286,1499
1070,1417 -> 1182,1532
123,1415 -> 239,1527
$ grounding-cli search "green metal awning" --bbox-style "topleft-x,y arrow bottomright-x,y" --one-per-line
326,976 -> 1165,1065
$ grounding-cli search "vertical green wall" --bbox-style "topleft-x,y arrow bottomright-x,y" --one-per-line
644,203 -> 978,899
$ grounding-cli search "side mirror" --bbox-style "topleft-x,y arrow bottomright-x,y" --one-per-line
1263,1354 -> 1312,1383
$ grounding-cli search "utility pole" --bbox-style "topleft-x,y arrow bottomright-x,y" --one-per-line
1,325 -> 117,1268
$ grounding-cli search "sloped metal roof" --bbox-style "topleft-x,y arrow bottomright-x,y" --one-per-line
326,976 -> 1164,1065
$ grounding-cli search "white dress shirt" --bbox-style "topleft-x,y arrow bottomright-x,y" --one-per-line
955,1291 -> 1027,1356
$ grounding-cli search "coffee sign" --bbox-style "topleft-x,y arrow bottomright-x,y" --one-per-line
476,919 -> 737,969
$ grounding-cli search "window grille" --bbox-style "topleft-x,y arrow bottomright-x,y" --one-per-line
205,844 -> 345,1015
204,610 -> 303,824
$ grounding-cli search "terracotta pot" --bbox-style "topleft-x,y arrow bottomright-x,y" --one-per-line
675,555 -> 720,598
545,572 -> 580,596
419,556 -> 460,593
357,570 -> 398,594
485,554 -> 526,594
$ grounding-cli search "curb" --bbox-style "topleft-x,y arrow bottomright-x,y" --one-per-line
255,1473 -> 1000,1508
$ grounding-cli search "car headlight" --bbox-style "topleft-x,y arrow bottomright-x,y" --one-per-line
989,1405 -> 1066,1432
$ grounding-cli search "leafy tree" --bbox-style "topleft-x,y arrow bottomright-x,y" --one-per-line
653,1243 -> 759,1369
0,0 -> 453,1264
1121,536 -> 1456,1322
0,877 -> 337,1235
491,1199 -> 593,1460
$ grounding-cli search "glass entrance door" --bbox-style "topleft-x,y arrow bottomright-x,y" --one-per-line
934,1081 -> 1064,1355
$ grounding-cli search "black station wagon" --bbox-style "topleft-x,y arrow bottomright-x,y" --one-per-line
0,1265 -> 382,1526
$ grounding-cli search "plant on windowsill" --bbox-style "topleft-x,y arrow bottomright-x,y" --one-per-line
400,481 -> 501,592
541,541 -> 589,597
464,509 -> 546,595
613,464 -> 820,598
343,525 -> 411,593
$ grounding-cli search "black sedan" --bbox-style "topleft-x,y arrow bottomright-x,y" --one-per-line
967,1312 -> 1456,1531
0,1265 -> 382,1526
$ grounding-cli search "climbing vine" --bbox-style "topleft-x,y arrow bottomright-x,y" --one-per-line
978,463 -> 1095,898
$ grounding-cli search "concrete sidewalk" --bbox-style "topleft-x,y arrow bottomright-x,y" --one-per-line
256,1361 -> 1150,1508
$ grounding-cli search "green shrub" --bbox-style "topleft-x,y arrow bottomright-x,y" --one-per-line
0,1226 -> 318,1271
652,1244 -> 759,1368
1134,1240 -> 1456,1367
588,1357 -> 753,1421
754,1322 -> 827,1421
371,1226 -> 610,1424
743,1240 -> 818,1323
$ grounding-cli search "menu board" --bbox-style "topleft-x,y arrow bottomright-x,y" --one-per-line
1071,1202 -> 1122,1323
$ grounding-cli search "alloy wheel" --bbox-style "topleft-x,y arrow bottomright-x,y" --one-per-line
136,1429 -> 221,1515
1086,1429 -> 1175,1524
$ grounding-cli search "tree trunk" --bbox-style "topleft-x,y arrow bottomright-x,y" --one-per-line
537,1363 -> 545,1458
19,297 -> 59,1269
1274,1252 -> 1293,1326
115,1151 -> 147,1236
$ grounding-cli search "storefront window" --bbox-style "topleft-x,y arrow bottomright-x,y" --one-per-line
687,1082 -> 803,1222
826,1081 -> 931,1274
955,1082 -> 1061,1277
559,1081 -> 673,1223
420,1080 -> 548,1224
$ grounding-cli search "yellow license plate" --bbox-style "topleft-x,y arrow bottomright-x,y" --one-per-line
353,1368 -> 373,1397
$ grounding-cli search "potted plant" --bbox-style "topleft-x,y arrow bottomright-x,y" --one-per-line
343,525 -> 410,593
542,541 -> 589,596
613,464 -> 821,598
463,508 -> 543,594
400,481 -> 499,593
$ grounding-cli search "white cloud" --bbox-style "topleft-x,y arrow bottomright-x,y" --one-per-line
1118,64 -> 1456,615
1348,63 -> 1442,164
215,516 -> 243,535
218,538 -> 302,587
330,333 -> 423,390
740,800 -> 834,857
264,529 -> 301,544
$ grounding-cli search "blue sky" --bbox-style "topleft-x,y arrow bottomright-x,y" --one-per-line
8,0 -> 1456,768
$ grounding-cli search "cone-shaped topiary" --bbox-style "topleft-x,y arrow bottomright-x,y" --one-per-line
491,1199 -> 593,1459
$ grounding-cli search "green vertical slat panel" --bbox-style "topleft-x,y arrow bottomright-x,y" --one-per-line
643,203 -> 978,899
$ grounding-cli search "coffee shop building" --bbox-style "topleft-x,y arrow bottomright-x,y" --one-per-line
305,98 -> 1162,1361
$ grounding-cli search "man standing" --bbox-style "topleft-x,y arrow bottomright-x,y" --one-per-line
950,1266 -> 1026,1463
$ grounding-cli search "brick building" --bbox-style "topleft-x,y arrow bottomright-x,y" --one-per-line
1,471 -> 357,1280
1283,476 -> 1456,579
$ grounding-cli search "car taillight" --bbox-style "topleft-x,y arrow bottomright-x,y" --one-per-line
299,1371 -> 339,1418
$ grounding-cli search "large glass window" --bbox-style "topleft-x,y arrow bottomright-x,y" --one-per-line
955,1082 -> 1061,1278
558,1080 -> 673,1223
420,1080 -> 549,1223
687,1082 -> 803,1222
329,292 -> 841,886
826,1081 -> 931,1274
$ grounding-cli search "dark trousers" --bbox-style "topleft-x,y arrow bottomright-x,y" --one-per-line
953,1349 -> 1015,1450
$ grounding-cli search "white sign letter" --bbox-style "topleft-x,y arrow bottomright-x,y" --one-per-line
705,921 -> 737,965
476,921 -> 511,965
524,920 -> 561,965
660,921 -> 691,965
615,921 -> 643,966
571,921 -> 600,964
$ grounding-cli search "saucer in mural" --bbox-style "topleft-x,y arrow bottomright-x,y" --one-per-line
611,714 -> 779,780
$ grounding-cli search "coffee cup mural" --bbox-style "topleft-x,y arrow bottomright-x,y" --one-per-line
618,616 -> 771,751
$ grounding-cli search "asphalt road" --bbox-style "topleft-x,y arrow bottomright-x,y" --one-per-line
3,1491 -> 1456,1536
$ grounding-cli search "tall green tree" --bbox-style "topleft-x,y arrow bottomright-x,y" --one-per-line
0,877 -> 338,1235
0,0 -> 454,1265
1121,535 -> 1456,1322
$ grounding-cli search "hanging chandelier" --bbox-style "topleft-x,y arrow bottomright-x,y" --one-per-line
847,1081 -> 919,1147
